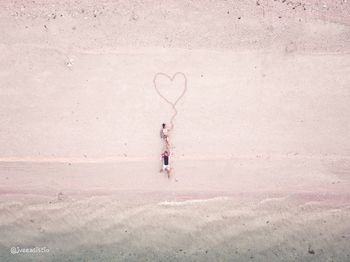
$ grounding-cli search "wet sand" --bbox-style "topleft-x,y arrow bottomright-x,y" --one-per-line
0,158 -> 350,261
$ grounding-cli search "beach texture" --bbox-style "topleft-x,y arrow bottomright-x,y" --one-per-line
0,0 -> 350,261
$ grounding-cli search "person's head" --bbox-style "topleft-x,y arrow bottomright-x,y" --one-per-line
162,123 -> 166,128
164,151 -> 168,156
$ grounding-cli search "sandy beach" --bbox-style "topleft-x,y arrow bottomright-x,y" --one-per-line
0,0 -> 350,261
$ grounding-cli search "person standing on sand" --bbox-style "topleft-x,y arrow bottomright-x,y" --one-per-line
160,123 -> 170,146
160,151 -> 171,177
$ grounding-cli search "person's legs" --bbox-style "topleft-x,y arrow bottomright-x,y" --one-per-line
165,166 -> 171,178
160,164 -> 168,173
164,136 -> 170,146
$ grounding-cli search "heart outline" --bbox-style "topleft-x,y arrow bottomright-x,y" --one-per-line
153,72 -> 187,128
153,72 -> 187,106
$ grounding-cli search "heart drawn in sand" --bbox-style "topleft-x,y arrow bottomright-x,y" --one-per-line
153,72 -> 187,107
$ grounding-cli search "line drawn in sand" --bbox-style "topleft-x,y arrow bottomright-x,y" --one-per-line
153,72 -> 187,177
153,72 -> 187,130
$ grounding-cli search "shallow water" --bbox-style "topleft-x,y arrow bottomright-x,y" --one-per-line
0,193 -> 349,262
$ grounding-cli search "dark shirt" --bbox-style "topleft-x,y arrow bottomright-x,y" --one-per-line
163,155 -> 169,165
